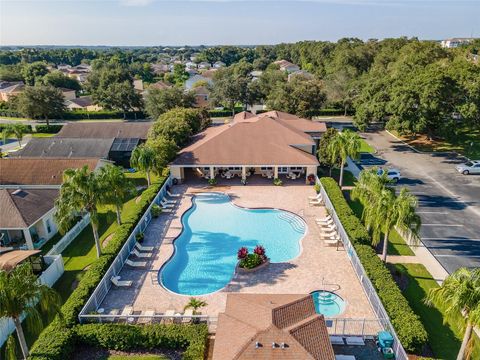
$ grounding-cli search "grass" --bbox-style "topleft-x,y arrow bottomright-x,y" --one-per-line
358,138 -> 375,153
39,232 -> 63,255
390,264 -> 480,359
31,132 -> 56,138
390,127 -> 480,159
319,168 -> 357,187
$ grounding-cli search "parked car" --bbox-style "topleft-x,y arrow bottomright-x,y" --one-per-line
377,168 -> 401,183
456,160 -> 480,175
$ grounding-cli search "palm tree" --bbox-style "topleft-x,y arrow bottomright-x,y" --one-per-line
54,166 -> 107,258
368,187 -> 421,262
184,297 -> 208,314
130,144 -> 156,187
3,124 -> 28,147
328,129 -> 361,187
0,263 -> 61,359
425,268 -> 480,360
99,164 -> 135,225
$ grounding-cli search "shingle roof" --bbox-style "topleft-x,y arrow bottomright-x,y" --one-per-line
14,138 -> 113,159
172,112 -> 320,166
212,294 -> 335,360
67,96 -> 94,107
56,122 -> 151,139
0,158 -> 101,185
0,188 -> 58,228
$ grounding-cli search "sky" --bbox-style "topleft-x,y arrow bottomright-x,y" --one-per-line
0,0 -> 479,46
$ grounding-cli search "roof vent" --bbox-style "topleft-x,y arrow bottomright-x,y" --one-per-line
280,342 -> 288,349
255,342 -> 262,349
272,342 -> 277,349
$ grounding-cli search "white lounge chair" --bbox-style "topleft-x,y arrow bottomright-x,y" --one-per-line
111,276 -> 132,287
162,309 -> 175,324
105,309 -> 119,322
345,337 -> 365,346
138,309 -> 155,324
121,306 -> 133,317
182,309 -> 193,323
161,207 -> 173,213
160,201 -> 175,208
324,239 -> 341,246
132,248 -> 152,258
308,193 -> 323,200
125,259 -> 147,267
167,190 -> 180,198
162,197 -> 177,204
316,217 -> 333,224
320,223 -> 337,231
330,336 -> 345,345
310,198 -> 324,206
135,242 -> 154,252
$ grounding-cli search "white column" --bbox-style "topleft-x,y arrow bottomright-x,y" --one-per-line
274,166 -> 279,179
209,166 -> 215,179
242,166 -> 247,181
23,228 -> 34,250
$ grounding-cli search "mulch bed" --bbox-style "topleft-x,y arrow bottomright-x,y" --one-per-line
72,345 -> 183,360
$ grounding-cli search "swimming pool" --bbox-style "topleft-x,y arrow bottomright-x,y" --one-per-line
160,192 -> 306,295
311,290 -> 346,317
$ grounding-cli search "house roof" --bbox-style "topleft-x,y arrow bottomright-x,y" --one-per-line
192,86 -> 209,95
149,81 -> 171,90
67,96 -> 94,107
56,122 -> 151,139
172,114 -> 319,166
0,188 -> 58,228
212,294 -> 335,360
14,138 -> 113,159
256,111 -> 327,134
0,81 -> 25,94
0,158 -> 101,186
0,250 -> 41,272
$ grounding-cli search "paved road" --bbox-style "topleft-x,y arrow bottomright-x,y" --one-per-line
361,130 -> 480,274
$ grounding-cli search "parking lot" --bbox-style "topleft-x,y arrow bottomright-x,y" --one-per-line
360,130 -> 480,273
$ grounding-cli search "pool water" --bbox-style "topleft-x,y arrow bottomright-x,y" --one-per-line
160,192 -> 306,295
311,290 -> 346,317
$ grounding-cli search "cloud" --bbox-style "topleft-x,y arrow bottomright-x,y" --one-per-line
120,0 -> 154,6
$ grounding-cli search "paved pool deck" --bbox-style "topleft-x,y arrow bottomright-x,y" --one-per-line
100,178 -> 376,321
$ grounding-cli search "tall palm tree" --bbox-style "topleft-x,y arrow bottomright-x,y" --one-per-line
99,164 -> 135,225
0,263 -> 61,359
328,129 -> 361,187
367,187 -> 421,262
184,297 -> 208,314
425,268 -> 480,360
54,166 -> 107,258
130,144 -> 156,187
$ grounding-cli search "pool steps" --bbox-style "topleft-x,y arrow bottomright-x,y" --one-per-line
278,212 -> 306,234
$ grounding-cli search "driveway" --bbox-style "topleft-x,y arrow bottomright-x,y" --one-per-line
361,130 -> 480,274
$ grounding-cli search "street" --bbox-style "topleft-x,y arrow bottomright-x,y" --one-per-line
361,130 -> 480,274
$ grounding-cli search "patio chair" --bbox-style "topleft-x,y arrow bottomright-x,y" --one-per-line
345,337 -> 365,346
161,207 -> 173,213
105,309 -> 120,322
132,248 -> 152,258
324,239 -> 341,246
329,336 -> 345,345
287,172 -> 297,180
160,200 -> 175,208
162,309 -> 175,324
138,309 -> 156,324
125,259 -> 147,267
308,193 -> 323,200
316,216 -> 333,223
162,197 -> 177,204
135,242 -> 154,252
310,198 -> 324,206
266,172 -> 274,179
182,309 -> 194,323
110,276 -> 132,287
167,190 -> 181,198
320,223 -> 337,231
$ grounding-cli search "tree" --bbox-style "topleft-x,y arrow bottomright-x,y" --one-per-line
21,61 -> 49,85
425,268 -> 480,360
99,165 -> 134,225
54,166 -> 107,258
146,136 -> 179,169
2,123 -> 28,147
184,297 -> 208,314
172,63 -> 189,86
327,129 -> 361,186
210,67 -> 245,115
0,263 -> 61,359
317,127 -> 339,175
144,87 -> 195,120
15,85 -> 66,126
42,70 -> 81,91
0,64 -> 24,81
266,77 -> 326,118
130,144 -> 157,187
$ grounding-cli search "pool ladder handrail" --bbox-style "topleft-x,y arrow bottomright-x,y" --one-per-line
278,212 -> 306,233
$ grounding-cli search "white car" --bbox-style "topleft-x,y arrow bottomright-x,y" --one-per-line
377,168 -> 401,183
456,161 -> 480,175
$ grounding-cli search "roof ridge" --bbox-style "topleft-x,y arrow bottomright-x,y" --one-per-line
1,189 -> 28,228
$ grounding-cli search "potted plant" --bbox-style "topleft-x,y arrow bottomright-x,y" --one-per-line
238,245 -> 269,271
184,297 -> 207,315
135,232 -> 144,243
208,178 -> 217,186
307,174 -> 316,185
151,204 -> 162,218
314,183 -> 321,194
273,178 -> 283,186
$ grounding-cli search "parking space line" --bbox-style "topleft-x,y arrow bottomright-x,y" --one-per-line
417,211 -> 448,214
422,224 -> 463,227
422,237 -> 480,241
434,255 -> 480,258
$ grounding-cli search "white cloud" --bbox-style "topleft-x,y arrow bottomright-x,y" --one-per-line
120,0 -> 154,6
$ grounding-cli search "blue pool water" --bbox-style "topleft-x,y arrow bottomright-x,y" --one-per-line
311,290 -> 346,317
160,192 -> 306,295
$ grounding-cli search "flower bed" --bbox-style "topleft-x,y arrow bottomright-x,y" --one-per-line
237,245 -> 269,271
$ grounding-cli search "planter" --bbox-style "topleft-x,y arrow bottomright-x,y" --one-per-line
237,259 -> 270,273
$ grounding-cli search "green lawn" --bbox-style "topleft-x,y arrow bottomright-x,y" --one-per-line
390,264 -> 480,359
32,132 -> 56,138
359,138 -> 375,153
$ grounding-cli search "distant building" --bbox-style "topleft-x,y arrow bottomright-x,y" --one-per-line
213,61 -> 226,69
185,74 -> 213,90
198,61 -> 211,70
0,81 -> 25,102
59,88 -> 76,101
441,38 -> 474,48
192,86 -> 210,108
133,79 -> 144,92
66,96 -> 102,111
288,70 -> 314,81
274,59 -> 300,73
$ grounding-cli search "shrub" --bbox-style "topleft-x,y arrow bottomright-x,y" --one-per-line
239,253 -> 263,269
135,232 -> 144,242
208,178 -> 217,186
237,247 -> 248,260
320,177 -> 427,353
273,178 -> 283,186
75,323 -> 208,360
0,124 -> 32,133
30,177 -> 168,358
35,124 -> 63,133
151,204 -> 162,218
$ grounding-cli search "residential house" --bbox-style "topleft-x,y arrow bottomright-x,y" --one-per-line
185,74 -> 213,90
152,63 -> 169,74
200,68 -> 217,79
149,81 -> 172,91
212,293 -> 335,360
274,59 -> 301,73
65,96 -> 102,111
213,61 -> 226,69
441,38 -> 474,48
288,70 -> 314,81
0,81 -> 25,102
198,61 -> 211,70
133,79 -> 144,92
0,158 -> 105,250
59,87 -> 76,101
250,70 -> 263,81
170,110 -> 326,183
185,61 -> 197,70
192,86 -> 210,108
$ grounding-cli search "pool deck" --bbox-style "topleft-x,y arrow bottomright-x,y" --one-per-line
100,178 -> 376,321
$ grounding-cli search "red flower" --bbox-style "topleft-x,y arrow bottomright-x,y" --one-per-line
237,247 -> 249,259
254,245 -> 266,257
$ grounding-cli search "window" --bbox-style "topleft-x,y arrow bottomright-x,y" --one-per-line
46,219 -> 52,233
261,167 -> 273,171
278,167 -> 288,174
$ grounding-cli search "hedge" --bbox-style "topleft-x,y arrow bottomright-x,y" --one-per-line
0,124 -> 33,133
320,177 -> 427,353
35,125 -> 63,133
75,323 -> 208,360
29,178 -> 167,359
0,110 -> 145,120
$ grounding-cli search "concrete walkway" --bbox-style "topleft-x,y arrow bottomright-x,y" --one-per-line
385,255 -> 419,264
